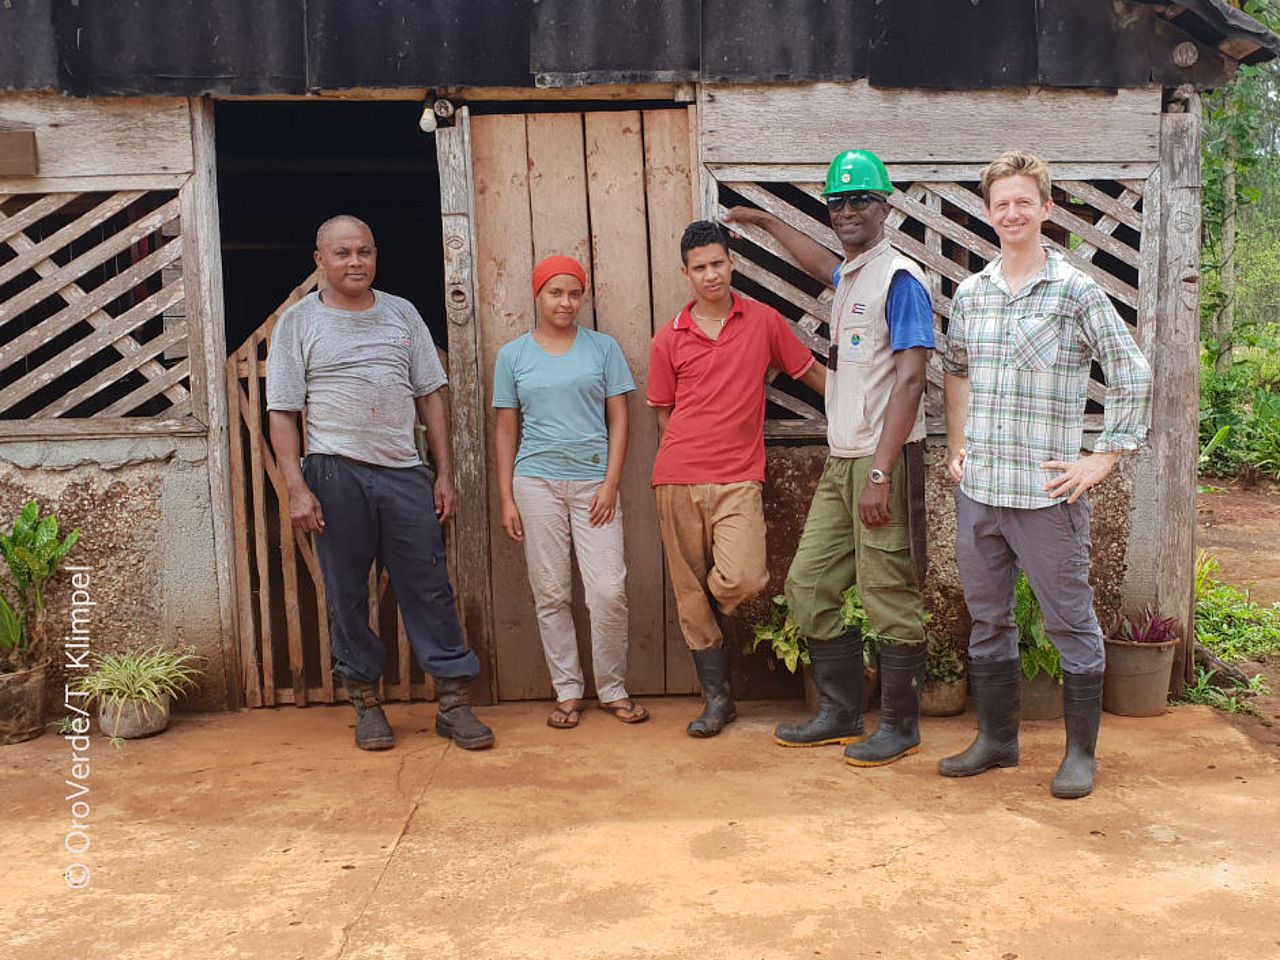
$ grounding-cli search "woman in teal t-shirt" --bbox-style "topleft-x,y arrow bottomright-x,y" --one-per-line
493,255 -> 647,729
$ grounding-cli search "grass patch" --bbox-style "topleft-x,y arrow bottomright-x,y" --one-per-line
1177,551 -> 1280,716
1196,578 -> 1280,663
1175,666 -> 1270,715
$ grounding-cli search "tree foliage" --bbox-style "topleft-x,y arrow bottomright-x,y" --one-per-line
1202,0 -> 1280,359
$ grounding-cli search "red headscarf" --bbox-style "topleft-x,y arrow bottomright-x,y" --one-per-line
531,255 -> 587,295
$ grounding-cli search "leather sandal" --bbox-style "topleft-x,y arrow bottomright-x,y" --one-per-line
598,699 -> 650,724
547,700 -> 582,729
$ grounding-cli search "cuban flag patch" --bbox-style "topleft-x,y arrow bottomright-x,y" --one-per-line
850,302 -> 867,315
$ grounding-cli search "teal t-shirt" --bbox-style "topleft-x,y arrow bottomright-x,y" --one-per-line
492,327 -> 636,480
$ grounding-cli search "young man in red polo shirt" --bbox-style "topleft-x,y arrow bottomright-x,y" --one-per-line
649,220 -> 827,737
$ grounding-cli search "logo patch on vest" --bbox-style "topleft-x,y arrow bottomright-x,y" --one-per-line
848,332 -> 862,349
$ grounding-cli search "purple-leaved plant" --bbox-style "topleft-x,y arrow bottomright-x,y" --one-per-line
1108,605 -> 1180,645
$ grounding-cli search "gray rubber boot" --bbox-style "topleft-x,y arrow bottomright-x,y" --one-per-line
1051,671 -> 1104,799
844,642 -> 926,767
342,678 -> 395,751
938,658 -> 1021,777
434,676 -> 495,750
687,647 -> 736,737
774,630 -> 866,747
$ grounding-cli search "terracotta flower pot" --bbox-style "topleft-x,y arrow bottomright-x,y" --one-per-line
1020,670 -> 1064,720
1103,638 -> 1176,717
98,696 -> 171,739
0,661 -> 47,744
922,678 -> 967,716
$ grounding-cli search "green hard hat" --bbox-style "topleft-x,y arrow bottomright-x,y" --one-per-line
823,149 -> 894,196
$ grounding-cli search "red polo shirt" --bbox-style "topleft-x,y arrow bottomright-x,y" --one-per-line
648,293 -> 815,485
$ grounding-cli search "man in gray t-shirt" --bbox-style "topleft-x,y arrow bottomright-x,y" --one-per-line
266,215 -> 493,752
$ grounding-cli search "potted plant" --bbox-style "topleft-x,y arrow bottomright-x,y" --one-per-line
0,501 -> 80,744
77,645 -> 202,739
922,632 -> 967,716
1016,573 -> 1064,720
1103,606 -> 1179,717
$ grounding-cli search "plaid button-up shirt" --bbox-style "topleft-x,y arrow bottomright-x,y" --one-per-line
942,248 -> 1152,510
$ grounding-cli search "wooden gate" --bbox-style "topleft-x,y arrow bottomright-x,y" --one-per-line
437,106 -> 700,700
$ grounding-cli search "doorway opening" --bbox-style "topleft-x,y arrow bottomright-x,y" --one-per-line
215,99 -> 444,353
214,99 -> 445,708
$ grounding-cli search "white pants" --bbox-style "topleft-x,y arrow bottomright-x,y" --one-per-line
512,476 -> 630,702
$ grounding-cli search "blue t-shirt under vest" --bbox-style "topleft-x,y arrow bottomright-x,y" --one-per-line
831,267 -> 937,353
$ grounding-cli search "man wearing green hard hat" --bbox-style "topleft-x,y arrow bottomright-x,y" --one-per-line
726,148 -> 933,768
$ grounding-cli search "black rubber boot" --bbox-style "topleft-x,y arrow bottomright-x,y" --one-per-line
1051,671 -> 1104,799
687,647 -> 736,738
844,642 -> 926,767
938,658 -> 1021,777
774,630 -> 866,747
433,676 -> 495,750
342,679 -> 395,751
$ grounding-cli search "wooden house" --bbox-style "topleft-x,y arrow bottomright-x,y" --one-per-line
1,0 -> 1276,710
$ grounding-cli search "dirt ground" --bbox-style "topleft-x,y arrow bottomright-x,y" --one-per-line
3,698 -> 1278,960
2,487 -> 1276,960
1197,480 -> 1280,749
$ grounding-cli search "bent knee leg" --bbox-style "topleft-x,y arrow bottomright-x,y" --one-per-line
712,561 -> 769,615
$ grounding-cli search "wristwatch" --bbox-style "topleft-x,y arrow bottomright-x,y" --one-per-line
868,468 -> 888,485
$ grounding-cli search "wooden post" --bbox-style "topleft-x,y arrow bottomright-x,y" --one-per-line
435,109 -> 497,704
1149,92 -> 1202,694
182,97 -> 243,709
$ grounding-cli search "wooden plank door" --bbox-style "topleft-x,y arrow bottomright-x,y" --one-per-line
446,106 -> 696,700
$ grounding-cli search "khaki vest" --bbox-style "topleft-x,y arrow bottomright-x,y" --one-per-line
826,239 -> 929,458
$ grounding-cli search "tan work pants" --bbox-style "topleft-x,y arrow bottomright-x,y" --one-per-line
655,481 -> 769,650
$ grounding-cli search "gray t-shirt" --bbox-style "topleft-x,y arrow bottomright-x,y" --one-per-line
265,290 -> 447,468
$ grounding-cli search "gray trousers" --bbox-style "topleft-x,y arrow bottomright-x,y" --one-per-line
512,476 -> 630,703
954,489 -> 1105,674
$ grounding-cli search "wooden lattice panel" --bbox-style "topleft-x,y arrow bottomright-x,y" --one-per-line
0,189 -> 191,421
715,172 -> 1147,437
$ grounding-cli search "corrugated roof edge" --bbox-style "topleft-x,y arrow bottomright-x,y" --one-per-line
1138,0 -> 1280,64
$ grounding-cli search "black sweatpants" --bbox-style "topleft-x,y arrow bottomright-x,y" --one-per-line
304,454 -> 480,685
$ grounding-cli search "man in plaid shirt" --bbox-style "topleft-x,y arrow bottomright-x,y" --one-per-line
939,151 -> 1152,799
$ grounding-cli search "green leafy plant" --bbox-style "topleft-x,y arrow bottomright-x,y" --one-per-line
926,632 -> 966,684
747,585 -> 899,673
0,594 -> 21,654
1016,572 -> 1062,682
746,595 -> 808,673
1199,424 -> 1232,469
76,646 -> 202,737
0,500 -> 80,672
1199,363 -> 1280,481
1195,550 -> 1221,603
839,585 -> 884,667
1244,387 -> 1280,478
